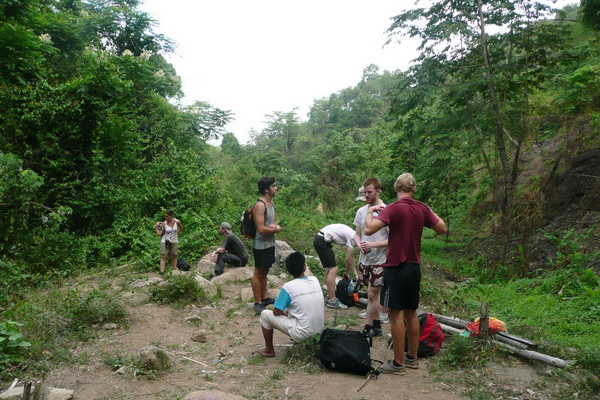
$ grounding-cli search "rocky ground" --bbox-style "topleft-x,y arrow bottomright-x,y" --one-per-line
6,253 -> 575,400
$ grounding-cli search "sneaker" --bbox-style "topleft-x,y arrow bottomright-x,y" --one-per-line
326,299 -> 348,310
358,310 -> 389,323
371,328 -> 383,337
252,303 -> 266,313
380,361 -> 406,375
261,297 -> 276,306
404,356 -> 419,369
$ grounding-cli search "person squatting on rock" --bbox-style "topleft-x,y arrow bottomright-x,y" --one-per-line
253,251 -> 325,357
313,223 -> 357,309
252,176 -> 283,314
354,178 -> 389,337
154,209 -> 183,274
364,173 -> 447,375
210,222 -> 249,276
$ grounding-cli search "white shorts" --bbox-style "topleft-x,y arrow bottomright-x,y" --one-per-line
259,310 -> 294,339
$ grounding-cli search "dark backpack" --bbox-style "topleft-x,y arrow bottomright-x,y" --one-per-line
319,328 -> 380,376
335,276 -> 356,307
399,313 -> 444,358
177,257 -> 191,271
240,199 -> 266,239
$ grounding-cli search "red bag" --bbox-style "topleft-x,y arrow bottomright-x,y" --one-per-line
401,313 -> 445,357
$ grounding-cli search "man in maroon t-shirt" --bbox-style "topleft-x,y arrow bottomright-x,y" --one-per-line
364,173 -> 447,375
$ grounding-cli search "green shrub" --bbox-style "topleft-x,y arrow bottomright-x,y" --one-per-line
0,320 -> 31,367
149,273 -> 209,306
61,287 -> 127,332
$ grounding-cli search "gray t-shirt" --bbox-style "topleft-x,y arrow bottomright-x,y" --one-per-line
253,202 -> 276,249
223,233 -> 248,259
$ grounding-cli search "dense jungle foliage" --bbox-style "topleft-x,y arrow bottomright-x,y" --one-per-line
1,0 -> 599,389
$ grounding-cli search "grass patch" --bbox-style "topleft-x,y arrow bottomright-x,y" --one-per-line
149,273 -> 209,307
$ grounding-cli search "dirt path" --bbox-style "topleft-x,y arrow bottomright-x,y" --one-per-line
39,271 -> 552,400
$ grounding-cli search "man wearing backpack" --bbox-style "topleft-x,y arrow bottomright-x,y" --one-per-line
252,176 -> 282,314
354,178 -> 389,337
364,173 -> 447,375
252,251 -> 324,357
210,222 -> 248,276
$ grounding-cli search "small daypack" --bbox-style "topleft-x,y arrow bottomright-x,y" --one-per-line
319,328 -> 379,376
401,313 -> 444,357
240,199 -> 266,239
335,276 -> 356,307
177,257 -> 191,271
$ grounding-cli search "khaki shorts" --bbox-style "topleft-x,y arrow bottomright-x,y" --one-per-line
160,241 -> 178,256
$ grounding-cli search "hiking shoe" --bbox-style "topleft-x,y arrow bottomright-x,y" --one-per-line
252,303 -> 266,314
404,356 -> 419,369
371,328 -> 383,337
261,297 -> 276,306
358,310 -> 389,323
380,361 -> 406,375
326,299 -> 348,310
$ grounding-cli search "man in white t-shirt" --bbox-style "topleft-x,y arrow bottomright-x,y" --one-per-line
313,224 -> 357,309
253,252 -> 325,357
354,178 -> 389,337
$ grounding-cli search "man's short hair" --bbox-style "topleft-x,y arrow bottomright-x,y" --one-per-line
257,176 -> 276,195
394,173 -> 416,193
285,252 -> 305,278
363,177 -> 381,191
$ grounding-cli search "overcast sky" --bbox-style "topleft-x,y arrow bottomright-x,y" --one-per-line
139,0 -> 575,145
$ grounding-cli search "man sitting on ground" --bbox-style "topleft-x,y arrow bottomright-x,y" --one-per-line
210,222 -> 249,276
253,252 -> 325,357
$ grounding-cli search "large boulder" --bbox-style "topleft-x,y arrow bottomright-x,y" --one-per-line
240,287 -> 279,302
182,389 -> 247,400
0,387 -> 22,400
274,240 -> 295,269
194,275 -> 217,295
137,346 -> 171,372
211,267 -> 253,285
195,255 -> 214,275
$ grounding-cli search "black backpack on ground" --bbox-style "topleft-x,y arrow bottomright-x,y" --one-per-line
335,276 -> 356,307
240,199 -> 266,239
177,257 -> 191,271
319,328 -> 380,376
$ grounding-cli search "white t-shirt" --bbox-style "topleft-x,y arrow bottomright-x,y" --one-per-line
274,276 -> 325,341
320,224 -> 355,248
354,205 -> 388,266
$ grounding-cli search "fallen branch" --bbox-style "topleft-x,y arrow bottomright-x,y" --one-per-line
181,356 -> 208,367
437,322 -> 569,368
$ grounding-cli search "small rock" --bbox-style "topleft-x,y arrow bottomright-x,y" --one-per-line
137,346 -> 171,372
191,330 -> 208,343
334,324 -> 347,330
102,323 -> 118,330
185,315 -> 202,323
115,366 -> 132,375
42,387 -> 75,400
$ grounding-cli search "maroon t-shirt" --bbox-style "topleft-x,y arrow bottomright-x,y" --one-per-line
375,197 -> 439,266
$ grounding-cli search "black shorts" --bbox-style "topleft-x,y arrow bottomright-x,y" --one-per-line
313,234 -> 336,268
253,246 -> 275,269
380,263 -> 421,310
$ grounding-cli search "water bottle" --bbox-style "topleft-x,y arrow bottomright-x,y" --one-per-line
347,279 -> 355,295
